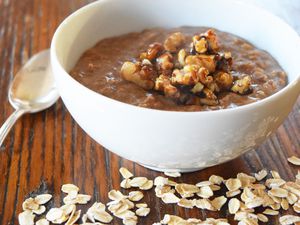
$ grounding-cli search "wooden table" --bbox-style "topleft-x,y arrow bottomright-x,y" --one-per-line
0,1 -> 299,224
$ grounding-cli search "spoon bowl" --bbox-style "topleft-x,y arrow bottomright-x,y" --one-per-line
0,49 -> 59,147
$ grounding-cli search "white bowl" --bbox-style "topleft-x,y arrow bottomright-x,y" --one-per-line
51,0 -> 300,172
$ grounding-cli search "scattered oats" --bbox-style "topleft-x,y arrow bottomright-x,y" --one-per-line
211,196 -> 227,211
76,194 -> 92,204
281,199 -> 289,210
225,178 -> 242,191
237,173 -> 256,188
255,170 -> 268,181
61,204 -> 76,216
209,175 -> 224,185
154,176 -> 169,186
36,218 -> 49,225
46,208 -> 64,221
187,218 -> 202,223
93,210 -> 113,223
245,197 -> 264,209
195,180 -> 212,187
161,192 -> 180,204
228,198 -> 240,214
284,182 -> 300,196
34,194 -> 53,205
175,183 -> 199,196
197,186 -> 213,198
210,184 -> 221,191
270,170 -> 281,179
63,195 -> 77,205
234,211 -> 249,221
123,216 -> 138,225
114,209 -> 135,219
136,207 -> 150,217
288,156 -> 300,166
136,203 -> 147,208
161,214 -> 185,224
257,213 -> 268,223
18,210 -> 35,225
155,186 -> 174,198
177,198 -> 194,209
226,189 -> 241,198
66,209 -> 81,225
293,201 -> 300,213
268,187 -> 288,198
123,199 -> 135,209
129,177 -> 148,187
280,215 -> 300,225
164,171 -> 181,178
120,179 -> 132,189
61,184 -> 79,194
108,190 -> 126,201
139,180 -> 154,190
22,198 -> 39,211
265,178 -> 286,188
119,167 -> 134,179
270,203 -> 281,210
287,192 -> 298,205
82,213 -> 88,223
194,199 -> 214,210
32,205 -> 46,215
263,208 -> 279,215
128,191 -> 144,202
249,183 -> 266,190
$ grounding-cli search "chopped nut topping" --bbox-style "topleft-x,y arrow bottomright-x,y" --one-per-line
156,53 -> 174,74
120,29 -> 253,106
141,42 -> 164,61
231,75 -> 252,94
215,71 -> 233,90
193,35 -> 208,54
163,32 -> 185,52
120,62 -> 155,90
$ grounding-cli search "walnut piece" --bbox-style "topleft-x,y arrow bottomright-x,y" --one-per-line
215,72 -> 233,90
193,35 -> 208,54
185,55 -> 216,73
164,32 -> 185,53
120,62 -> 155,90
156,53 -> 174,74
231,75 -> 252,94
140,43 -> 164,61
155,75 -> 180,98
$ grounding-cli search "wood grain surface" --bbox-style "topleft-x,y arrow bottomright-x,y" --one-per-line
0,1 -> 299,224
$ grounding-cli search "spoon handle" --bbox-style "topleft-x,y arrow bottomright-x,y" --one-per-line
0,108 -> 26,148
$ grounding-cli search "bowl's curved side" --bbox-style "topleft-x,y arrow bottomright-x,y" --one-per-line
51,54 -> 298,170
51,0 -> 300,171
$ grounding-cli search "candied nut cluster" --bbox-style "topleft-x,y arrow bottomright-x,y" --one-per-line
120,29 -> 253,106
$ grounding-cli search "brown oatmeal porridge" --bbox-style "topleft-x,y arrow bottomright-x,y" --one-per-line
70,27 -> 287,111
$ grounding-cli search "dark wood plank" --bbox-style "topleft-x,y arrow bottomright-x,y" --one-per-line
0,1 -> 299,224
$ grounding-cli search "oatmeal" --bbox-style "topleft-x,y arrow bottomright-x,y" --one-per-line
70,27 -> 287,111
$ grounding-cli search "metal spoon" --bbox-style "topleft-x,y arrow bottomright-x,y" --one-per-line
0,49 -> 59,147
